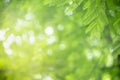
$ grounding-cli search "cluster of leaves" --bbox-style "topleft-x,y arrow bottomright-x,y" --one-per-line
0,0 -> 120,80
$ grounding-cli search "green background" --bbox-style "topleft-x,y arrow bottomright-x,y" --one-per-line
0,0 -> 120,80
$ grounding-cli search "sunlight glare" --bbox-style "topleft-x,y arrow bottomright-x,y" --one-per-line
34,74 -> 42,79
28,31 -> 35,44
16,19 -> 24,26
0,30 -> 5,41
15,36 -> 22,45
45,27 -> 54,35
65,7 -> 73,16
59,43 -> 66,50
47,36 -> 56,45
38,34 -> 45,40
25,13 -> 34,20
22,34 -> 28,41
57,24 -> 64,31
0,28 -> 9,41
29,35 -> 35,44
15,19 -> 24,30
105,54 -> 113,67
93,50 -> 101,58
47,49 -> 52,55
69,1 -> 73,5
86,53 -> 93,60
5,48 -> 12,55
3,34 -> 15,48
44,76 -> 52,80
109,48 -> 113,53
93,40 -> 98,46
102,73 -> 111,80
4,0 -> 10,3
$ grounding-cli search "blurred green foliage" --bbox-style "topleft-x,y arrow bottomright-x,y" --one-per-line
0,0 -> 120,80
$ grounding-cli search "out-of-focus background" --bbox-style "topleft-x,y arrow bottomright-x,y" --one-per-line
0,0 -> 120,80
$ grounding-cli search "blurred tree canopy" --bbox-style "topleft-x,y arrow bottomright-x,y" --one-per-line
0,0 -> 120,80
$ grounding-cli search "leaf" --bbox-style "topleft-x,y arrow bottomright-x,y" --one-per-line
83,0 -> 91,9
85,20 -> 96,33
